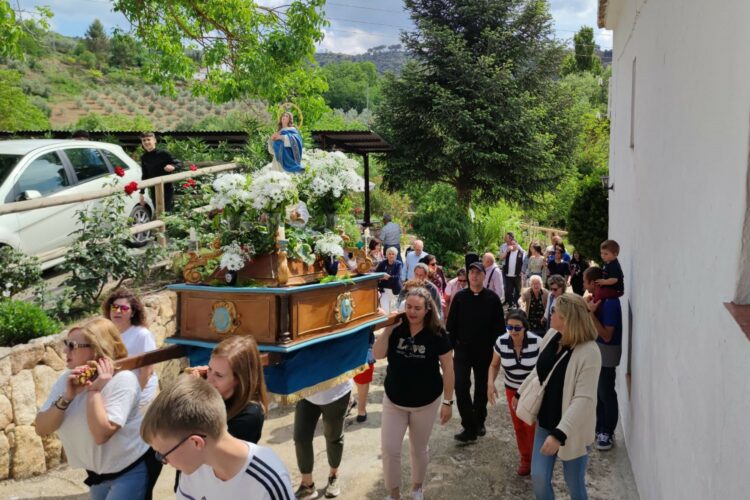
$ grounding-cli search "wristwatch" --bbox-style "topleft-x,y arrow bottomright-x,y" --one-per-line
442,399 -> 454,406
54,395 -> 71,411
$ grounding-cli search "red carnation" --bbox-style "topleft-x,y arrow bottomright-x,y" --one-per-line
189,164 -> 198,171
114,166 -> 125,177
124,181 -> 139,195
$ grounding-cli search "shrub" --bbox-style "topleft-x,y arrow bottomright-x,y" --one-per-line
567,167 -> 609,263
0,300 -> 60,346
410,184 -> 473,266
0,246 -> 47,301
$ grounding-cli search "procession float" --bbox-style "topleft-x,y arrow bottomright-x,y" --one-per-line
120,108 -> 390,403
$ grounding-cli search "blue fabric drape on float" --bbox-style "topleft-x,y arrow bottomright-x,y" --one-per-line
263,326 -> 370,401
272,128 -> 304,173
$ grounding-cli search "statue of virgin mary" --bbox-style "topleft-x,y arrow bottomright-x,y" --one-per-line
268,111 -> 304,174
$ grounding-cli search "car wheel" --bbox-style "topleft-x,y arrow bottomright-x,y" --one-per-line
127,205 -> 152,248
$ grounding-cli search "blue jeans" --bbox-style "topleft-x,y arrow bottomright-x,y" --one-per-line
89,460 -> 148,500
531,427 -> 589,500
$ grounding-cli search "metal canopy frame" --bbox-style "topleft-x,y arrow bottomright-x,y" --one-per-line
310,130 -> 394,226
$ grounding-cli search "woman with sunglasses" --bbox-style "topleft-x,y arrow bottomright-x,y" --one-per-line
103,289 -> 158,408
35,317 -> 154,500
373,287 -> 454,500
487,310 -> 541,476
515,294 -> 601,500
419,255 -> 447,303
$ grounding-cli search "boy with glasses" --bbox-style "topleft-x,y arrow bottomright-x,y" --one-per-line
141,376 -> 294,499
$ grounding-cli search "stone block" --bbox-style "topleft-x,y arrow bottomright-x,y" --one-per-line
157,357 -> 188,390
0,394 -> 12,429
165,319 -> 177,338
11,370 -> 37,425
42,347 -> 66,371
0,431 -> 9,480
32,365 -> 58,410
0,355 -> 10,392
41,433 -> 63,470
10,425 -> 46,479
48,334 -> 68,360
149,323 -> 167,347
10,344 -> 45,375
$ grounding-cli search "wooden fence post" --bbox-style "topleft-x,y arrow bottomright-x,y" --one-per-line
154,181 -> 167,248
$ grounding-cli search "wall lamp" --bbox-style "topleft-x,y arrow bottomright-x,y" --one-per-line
600,174 -> 614,191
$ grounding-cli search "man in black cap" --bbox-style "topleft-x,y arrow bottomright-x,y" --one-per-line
446,261 -> 506,442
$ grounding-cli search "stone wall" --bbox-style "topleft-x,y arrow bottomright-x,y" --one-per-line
0,290 -> 184,480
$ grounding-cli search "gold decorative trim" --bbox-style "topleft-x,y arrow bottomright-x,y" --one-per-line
270,364 -> 368,405
335,292 -> 356,324
182,240 -> 221,284
209,301 -> 241,336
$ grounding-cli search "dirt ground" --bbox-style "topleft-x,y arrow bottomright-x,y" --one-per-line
0,359 -> 639,500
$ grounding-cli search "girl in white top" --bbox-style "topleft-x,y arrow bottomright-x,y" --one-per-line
103,289 -> 159,407
35,317 -> 150,500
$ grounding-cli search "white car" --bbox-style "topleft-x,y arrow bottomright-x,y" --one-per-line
0,139 -> 154,269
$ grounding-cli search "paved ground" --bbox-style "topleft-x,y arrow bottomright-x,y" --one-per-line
0,360 -> 639,500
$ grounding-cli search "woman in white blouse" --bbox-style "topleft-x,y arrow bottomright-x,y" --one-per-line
35,317 -> 151,500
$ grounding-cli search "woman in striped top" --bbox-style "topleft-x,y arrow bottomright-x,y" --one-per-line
488,310 -> 541,476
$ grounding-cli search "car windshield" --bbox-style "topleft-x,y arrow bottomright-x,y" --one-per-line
0,154 -> 22,187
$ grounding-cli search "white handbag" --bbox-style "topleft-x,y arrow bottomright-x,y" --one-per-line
516,350 -> 570,426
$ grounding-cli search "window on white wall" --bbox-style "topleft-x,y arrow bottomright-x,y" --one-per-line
629,57 -> 636,149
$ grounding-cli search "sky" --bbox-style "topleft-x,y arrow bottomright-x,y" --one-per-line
17,0 -> 612,55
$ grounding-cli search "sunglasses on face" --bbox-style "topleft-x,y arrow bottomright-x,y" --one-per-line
110,304 -> 131,312
155,434 -> 207,464
63,340 -> 92,351
506,325 -> 524,332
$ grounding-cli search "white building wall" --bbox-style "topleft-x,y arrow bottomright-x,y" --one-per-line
606,1 -> 750,499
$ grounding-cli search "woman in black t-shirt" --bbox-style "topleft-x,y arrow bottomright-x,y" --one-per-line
373,287 -> 454,500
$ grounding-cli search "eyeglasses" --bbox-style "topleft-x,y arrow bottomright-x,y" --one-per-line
506,325 -> 524,332
458,279 -> 467,283
63,340 -> 92,351
428,262 -> 437,267
154,434 -> 207,464
110,304 -> 131,312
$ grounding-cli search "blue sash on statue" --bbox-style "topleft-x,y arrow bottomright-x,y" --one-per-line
272,127 -> 304,173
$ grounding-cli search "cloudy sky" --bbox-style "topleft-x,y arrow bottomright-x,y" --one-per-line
18,0 -> 612,55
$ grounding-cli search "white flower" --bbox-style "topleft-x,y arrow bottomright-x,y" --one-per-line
220,241 -> 252,271
298,149 -> 365,206
210,173 -> 251,210
314,232 -> 345,258
247,169 -> 298,213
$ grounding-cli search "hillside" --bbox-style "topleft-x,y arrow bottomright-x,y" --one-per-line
315,45 -> 409,74
1,30 -> 266,131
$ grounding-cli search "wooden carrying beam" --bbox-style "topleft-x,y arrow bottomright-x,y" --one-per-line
112,343 -> 270,370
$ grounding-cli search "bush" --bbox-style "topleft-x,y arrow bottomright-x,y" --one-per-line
0,300 -> 60,346
411,184 -> 472,266
0,246 -> 47,301
567,168 -> 609,263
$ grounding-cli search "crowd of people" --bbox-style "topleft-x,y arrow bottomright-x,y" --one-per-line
34,214 -> 624,500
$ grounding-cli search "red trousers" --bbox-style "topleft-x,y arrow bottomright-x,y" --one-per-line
505,387 -> 536,467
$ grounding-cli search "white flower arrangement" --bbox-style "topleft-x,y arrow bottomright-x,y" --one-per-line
299,149 -> 363,210
210,173 -> 251,210
247,166 -> 298,214
220,241 -> 253,271
314,232 -> 345,258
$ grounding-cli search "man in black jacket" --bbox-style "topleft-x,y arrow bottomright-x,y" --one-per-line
447,261 -> 506,442
139,132 -> 180,212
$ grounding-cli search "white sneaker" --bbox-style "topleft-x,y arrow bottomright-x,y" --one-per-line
412,489 -> 424,500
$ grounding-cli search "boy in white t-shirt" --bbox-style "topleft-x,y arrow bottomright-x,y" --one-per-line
141,376 -> 294,500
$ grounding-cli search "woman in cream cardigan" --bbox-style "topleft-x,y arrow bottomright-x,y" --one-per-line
515,293 -> 601,500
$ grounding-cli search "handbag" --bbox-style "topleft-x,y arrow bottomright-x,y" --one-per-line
516,349 -> 570,426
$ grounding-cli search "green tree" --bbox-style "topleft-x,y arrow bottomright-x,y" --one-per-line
561,26 -> 602,76
113,0 -> 329,123
567,168 -> 608,262
375,0 -> 577,209
84,19 -> 110,62
0,1 -> 51,59
109,30 -> 145,68
322,61 -> 381,111
0,70 -> 49,130
411,184 -> 472,267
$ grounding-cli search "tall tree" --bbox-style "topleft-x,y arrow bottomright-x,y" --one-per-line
109,30 -> 144,68
561,26 -> 602,76
375,0 -> 577,208
0,1 -> 51,59
84,19 -> 110,59
113,0 -> 329,123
